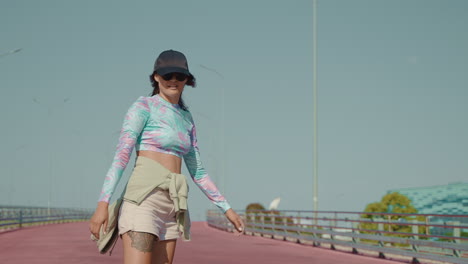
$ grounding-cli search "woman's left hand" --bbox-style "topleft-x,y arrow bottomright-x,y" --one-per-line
225,209 -> 244,235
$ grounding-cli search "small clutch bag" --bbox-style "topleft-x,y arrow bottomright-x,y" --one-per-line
90,197 -> 123,255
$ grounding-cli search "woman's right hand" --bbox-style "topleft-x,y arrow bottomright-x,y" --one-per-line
225,209 -> 245,235
89,202 -> 109,240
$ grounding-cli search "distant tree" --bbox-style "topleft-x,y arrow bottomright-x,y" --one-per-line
381,192 -> 418,215
245,202 -> 293,227
245,203 -> 265,223
246,203 -> 265,212
363,192 -> 418,218
361,192 -> 425,240
363,202 -> 387,216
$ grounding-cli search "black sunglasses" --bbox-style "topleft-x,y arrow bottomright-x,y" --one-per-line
161,72 -> 188,81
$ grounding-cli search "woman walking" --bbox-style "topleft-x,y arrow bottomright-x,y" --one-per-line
89,49 -> 244,264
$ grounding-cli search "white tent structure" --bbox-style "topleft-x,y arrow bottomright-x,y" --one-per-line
268,197 -> 281,210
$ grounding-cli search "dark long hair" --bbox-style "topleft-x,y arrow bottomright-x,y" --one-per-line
149,71 -> 196,111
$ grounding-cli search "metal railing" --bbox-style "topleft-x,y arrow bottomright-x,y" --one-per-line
0,206 -> 93,232
207,210 -> 468,264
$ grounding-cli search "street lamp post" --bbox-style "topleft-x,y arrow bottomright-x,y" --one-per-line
199,64 -> 226,195
313,0 -> 319,224
33,97 -> 70,215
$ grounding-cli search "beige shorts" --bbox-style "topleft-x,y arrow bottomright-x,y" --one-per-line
118,188 -> 179,241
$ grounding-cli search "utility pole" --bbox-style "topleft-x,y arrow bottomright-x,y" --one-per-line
313,0 -> 319,224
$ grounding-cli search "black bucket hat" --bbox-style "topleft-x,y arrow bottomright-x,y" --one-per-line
153,50 -> 193,78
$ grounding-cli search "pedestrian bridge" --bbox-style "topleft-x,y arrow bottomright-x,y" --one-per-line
0,208 -> 466,263
0,221 -> 399,264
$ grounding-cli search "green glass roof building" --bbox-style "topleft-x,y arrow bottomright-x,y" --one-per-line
388,182 -> 468,234
388,182 -> 468,215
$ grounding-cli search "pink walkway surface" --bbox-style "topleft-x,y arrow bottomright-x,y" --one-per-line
0,221 -> 400,264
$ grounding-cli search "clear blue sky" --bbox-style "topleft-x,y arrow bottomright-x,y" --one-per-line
1,0 -> 467,220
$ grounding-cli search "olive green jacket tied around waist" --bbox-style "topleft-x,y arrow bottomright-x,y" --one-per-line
91,156 -> 191,255
123,156 -> 191,241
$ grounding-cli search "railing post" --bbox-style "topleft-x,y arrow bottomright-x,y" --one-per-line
270,212 -> 275,238
387,215 -> 392,232
260,214 -> 265,236
297,211 -> 301,228
351,222 -> 359,254
334,212 -> 337,227
411,219 -> 420,264
296,214 -> 302,244
425,216 -> 430,236
282,217 -> 288,241
377,220 -> 386,259
450,221 -> 461,258
411,219 -> 419,240
312,216 -> 320,247
327,216 -> 336,250
452,221 -> 461,244
19,210 -> 23,229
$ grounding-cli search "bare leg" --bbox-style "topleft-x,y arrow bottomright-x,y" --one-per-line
151,239 -> 177,264
122,231 -> 158,264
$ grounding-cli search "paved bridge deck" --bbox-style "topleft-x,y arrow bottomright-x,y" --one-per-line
0,222 -> 399,263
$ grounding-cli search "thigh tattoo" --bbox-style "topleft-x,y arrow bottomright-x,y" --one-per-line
127,231 -> 157,253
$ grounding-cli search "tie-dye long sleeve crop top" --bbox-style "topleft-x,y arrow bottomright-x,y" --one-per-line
98,94 -> 231,213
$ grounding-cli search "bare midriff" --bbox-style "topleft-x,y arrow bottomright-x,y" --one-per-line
137,150 -> 182,174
